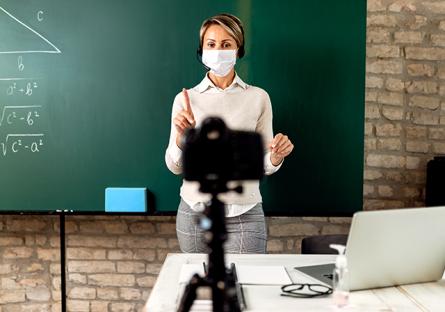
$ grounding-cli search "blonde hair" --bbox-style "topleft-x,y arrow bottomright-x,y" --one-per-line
199,13 -> 245,58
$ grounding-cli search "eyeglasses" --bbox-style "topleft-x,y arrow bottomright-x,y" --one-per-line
281,283 -> 333,298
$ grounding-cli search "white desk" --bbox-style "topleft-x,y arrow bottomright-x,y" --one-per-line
144,253 -> 445,312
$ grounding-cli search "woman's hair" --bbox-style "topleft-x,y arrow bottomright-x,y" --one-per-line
199,13 -> 245,58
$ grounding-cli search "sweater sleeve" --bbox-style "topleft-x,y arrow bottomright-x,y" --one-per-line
255,89 -> 283,176
165,93 -> 184,175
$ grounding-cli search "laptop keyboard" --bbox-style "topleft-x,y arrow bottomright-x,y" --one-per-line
323,273 -> 333,280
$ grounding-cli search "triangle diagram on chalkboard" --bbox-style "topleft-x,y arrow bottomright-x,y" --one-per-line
0,6 -> 61,54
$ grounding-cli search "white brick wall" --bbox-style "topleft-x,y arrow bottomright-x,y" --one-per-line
365,0 -> 445,209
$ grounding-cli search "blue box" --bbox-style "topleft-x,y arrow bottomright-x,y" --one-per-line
105,188 -> 147,213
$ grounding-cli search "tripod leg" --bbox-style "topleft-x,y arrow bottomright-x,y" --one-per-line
226,268 -> 243,312
177,274 -> 206,312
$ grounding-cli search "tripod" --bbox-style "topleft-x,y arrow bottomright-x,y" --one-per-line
178,116 -> 263,311
177,192 -> 243,312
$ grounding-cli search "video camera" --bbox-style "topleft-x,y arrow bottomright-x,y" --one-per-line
182,117 -> 264,193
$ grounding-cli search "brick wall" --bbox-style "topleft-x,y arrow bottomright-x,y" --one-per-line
1,1 -> 445,311
0,215 -> 350,311
365,0 -> 445,209
64,216 -> 177,312
0,216 -> 59,311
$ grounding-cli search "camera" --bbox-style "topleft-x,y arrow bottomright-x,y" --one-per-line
179,117 -> 263,311
182,117 -> 264,192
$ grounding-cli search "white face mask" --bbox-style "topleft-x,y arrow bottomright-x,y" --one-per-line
201,49 -> 237,77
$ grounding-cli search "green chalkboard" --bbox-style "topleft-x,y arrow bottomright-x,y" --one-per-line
0,0 -> 366,215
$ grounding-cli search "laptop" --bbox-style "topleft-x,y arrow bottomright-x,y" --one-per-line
295,206 -> 445,291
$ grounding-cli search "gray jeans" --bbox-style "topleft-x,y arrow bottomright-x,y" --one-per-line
176,199 -> 267,254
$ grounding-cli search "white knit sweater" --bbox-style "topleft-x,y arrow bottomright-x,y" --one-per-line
165,73 -> 282,215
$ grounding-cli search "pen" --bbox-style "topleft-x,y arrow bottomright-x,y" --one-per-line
203,261 -> 207,275
231,263 -> 246,311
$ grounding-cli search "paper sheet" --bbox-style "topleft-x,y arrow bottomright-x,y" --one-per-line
179,264 -> 206,283
179,263 -> 292,285
236,265 -> 292,285
190,300 -> 212,312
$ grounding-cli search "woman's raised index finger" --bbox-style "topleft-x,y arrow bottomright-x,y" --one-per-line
182,88 -> 193,113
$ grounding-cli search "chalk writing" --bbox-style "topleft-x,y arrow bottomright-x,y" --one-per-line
0,6 -> 61,54
0,5 -> 61,158
17,56 -> 24,71
37,11 -> 44,22
0,105 -> 41,127
6,81 -> 38,96
1,133 -> 44,156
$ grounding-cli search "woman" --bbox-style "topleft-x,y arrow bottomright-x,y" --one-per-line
165,13 -> 293,253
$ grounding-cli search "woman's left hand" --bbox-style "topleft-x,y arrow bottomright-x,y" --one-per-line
269,133 -> 294,166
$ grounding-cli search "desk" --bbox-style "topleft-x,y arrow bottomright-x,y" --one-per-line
144,253 -> 445,312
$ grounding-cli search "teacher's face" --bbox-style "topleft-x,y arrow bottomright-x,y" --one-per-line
203,24 -> 238,51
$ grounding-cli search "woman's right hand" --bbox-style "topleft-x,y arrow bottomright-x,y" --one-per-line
174,88 -> 196,149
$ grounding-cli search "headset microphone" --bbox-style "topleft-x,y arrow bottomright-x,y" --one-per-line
196,46 -> 211,72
